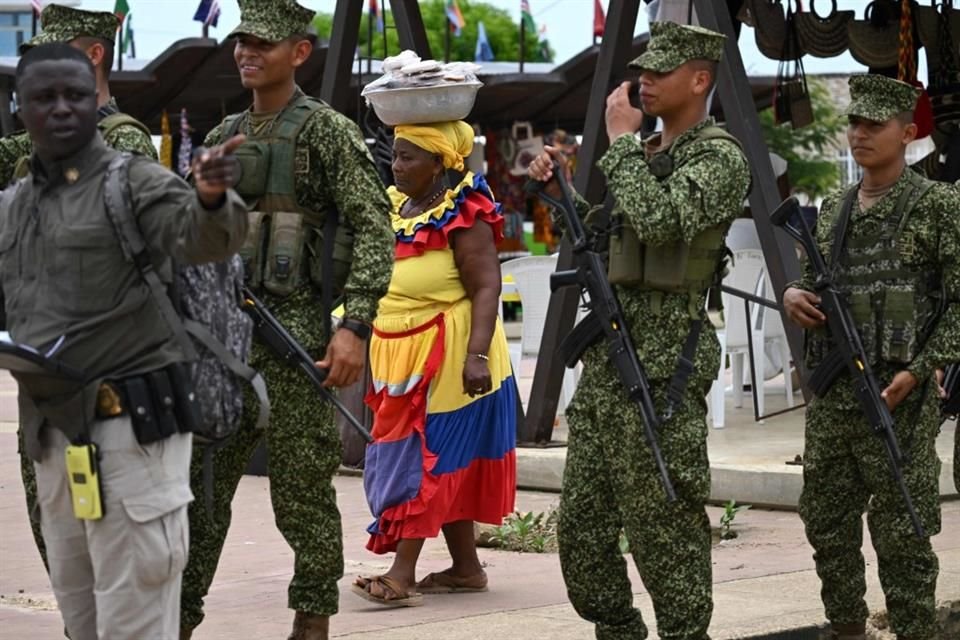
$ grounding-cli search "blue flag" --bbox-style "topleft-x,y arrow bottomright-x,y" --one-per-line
193,0 -> 220,27
475,21 -> 494,62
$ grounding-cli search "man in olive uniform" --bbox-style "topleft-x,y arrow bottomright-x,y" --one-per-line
178,1 -> 394,639
0,42 -> 247,640
528,22 -> 750,640
0,3 -> 158,579
0,3 -> 157,186
784,75 -> 960,640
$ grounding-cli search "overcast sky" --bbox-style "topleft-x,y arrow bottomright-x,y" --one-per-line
68,0 -> 896,78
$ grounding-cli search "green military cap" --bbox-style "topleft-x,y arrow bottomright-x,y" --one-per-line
629,21 -> 726,72
21,4 -> 119,51
229,0 -> 316,42
845,74 -> 920,122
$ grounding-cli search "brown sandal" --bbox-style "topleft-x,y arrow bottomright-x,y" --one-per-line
415,569 -> 489,594
350,575 -> 424,608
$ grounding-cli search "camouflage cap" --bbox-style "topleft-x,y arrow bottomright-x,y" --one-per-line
21,4 -> 120,51
845,74 -> 920,122
629,21 -> 726,72
229,0 -> 315,42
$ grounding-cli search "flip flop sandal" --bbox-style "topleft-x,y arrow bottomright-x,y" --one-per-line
350,575 -> 424,608
415,570 -> 489,594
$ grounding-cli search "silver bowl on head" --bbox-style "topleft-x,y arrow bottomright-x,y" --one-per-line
362,81 -> 483,126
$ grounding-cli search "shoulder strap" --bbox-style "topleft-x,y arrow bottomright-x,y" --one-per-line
222,113 -> 246,140
828,185 -> 858,271
98,112 -> 151,140
895,170 -> 937,237
102,154 -> 198,360
695,125 -> 744,151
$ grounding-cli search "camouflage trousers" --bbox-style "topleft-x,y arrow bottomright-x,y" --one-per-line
798,384 -> 942,640
179,341 -> 343,631
17,429 -> 49,572
559,358 -> 713,640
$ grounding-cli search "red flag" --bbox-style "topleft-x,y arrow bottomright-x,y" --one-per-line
593,0 -> 605,38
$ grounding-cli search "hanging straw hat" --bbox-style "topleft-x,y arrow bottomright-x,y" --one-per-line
795,0 -> 855,58
915,2 -> 960,82
848,0 -> 902,69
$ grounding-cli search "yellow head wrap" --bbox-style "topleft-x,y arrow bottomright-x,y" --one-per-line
394,121 -> 474,172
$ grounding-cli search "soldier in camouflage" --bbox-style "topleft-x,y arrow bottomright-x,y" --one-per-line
1,2 -> 157,582
528,21 -> 750,640
784,74 -> 960,640
0,3 -> 157,187
178,1 -> 394,640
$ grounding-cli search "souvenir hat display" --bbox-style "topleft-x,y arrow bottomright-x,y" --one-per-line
847,0 -> 901,69
362,50 -> 483,125
794,0 -> 854,58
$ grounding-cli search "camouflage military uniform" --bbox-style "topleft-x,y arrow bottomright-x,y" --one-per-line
179,0 -> 394,631
790,75 -> 960,640
1,3 -> 157,577
556,23 -> 750,640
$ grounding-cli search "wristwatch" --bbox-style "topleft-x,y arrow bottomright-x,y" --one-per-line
340,318 -> 372,340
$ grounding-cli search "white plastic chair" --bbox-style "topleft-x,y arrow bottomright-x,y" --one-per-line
500,255 -> 580,412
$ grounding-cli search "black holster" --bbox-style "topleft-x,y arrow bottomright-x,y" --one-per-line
116,363 -> 203,444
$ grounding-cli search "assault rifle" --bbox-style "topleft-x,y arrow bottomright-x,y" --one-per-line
241,287 -> 372,443
771,197 -> 924,537
525,167 -> 676,502
943,363 -> 960,416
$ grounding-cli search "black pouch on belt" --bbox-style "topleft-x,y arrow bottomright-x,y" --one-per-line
167,362 -> 204,435
147,370 -> 180,441
123,376 -> 165,445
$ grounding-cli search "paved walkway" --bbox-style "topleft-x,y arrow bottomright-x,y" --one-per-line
1,428 -> 958,639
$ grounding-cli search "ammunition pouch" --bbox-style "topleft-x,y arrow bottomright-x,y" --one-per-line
307,221 -> 354,298
111,363 -> 203,445
233,140 -> 271,199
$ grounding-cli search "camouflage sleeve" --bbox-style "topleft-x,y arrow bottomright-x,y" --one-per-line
548,190 -> 593,231
0,132 -> 32,186
306,111 -> 394,324
786,191 -> 841,295
203,123 -> 225,147
104,124 -> 158,160
908,185 -> 960,381
596,133 -> 749,246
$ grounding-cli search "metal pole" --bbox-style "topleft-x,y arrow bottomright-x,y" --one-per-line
519,21 -> 525,72
116,18 -> 124,71
203,24 -> 209,39
391,0 -> 432,58
367,6 -> 374,74
320,0 -> 363,114
445,18 -> 451,63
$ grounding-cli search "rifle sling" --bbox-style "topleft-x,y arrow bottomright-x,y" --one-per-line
321,209 -> 337,342
663,319 -> 702,420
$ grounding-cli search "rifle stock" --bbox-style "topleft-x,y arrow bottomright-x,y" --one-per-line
525,170 -> 677,502
773,197 -> 925,537
241,287 -> 372,443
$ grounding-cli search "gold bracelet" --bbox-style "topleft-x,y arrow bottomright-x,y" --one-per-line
466,352 -> 489,361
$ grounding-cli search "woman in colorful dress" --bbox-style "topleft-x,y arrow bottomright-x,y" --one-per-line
352,121 -> 517,607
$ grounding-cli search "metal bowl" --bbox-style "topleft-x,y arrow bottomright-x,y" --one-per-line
362,81 -> 482,125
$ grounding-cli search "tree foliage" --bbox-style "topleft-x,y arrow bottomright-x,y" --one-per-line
759,78 -> 845,201
314,0 -> 554,63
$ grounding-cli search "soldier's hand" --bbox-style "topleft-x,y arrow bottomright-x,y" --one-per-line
783,287 -> 825,329
194,134 -> 246,207
936,368 -> 947,399
527,145 -> 569,201
605,81 -> 644,143
881,370 -> 919,412
315,327 -> 366,388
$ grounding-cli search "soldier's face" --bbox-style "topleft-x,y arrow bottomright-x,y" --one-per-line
847,116 -> 917,169
18,59 -> 98,161
637,64 -> 706,117
234,34 -> 311,90
392,139 -> 442,199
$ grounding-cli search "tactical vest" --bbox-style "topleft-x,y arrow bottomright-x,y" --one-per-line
607,126 -> 743,316
11,112 -> 152,181
223,94 -> 353,298
809,170 -> 940,368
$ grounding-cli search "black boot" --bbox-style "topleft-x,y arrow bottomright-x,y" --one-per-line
831,622 -> 866,640
287,611 -> 329,640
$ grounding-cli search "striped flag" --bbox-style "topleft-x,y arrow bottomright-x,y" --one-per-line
521,0 -> 536,35
113,0 -> 130,22
370,0 -> 384,34
178,108 -> 193,177
193,0 -> 221,28
31,0 -> 43,16
446,0 -> 466,37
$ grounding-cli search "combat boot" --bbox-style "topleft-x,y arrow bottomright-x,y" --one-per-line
179,628 -> 193,640
830,622 -> 866,640
287,611 -> 329,640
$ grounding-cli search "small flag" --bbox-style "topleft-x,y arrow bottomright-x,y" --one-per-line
521,0 -> 536,35
594,0 -> 605,38
193,0 -> 221,27
178,108 -> 193,177
369,0 -> 384,34
159,110 -> 173,169
446,0 -> 466,37
475,21 -> 494,62
123,13 -> 135,57
113,0 -> 130,22
31,0 -> 43,16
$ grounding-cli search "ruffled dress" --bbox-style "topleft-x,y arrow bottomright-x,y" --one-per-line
363,172 -> 517,554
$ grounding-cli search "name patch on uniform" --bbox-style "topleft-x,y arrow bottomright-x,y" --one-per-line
295,148 -> 310,176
